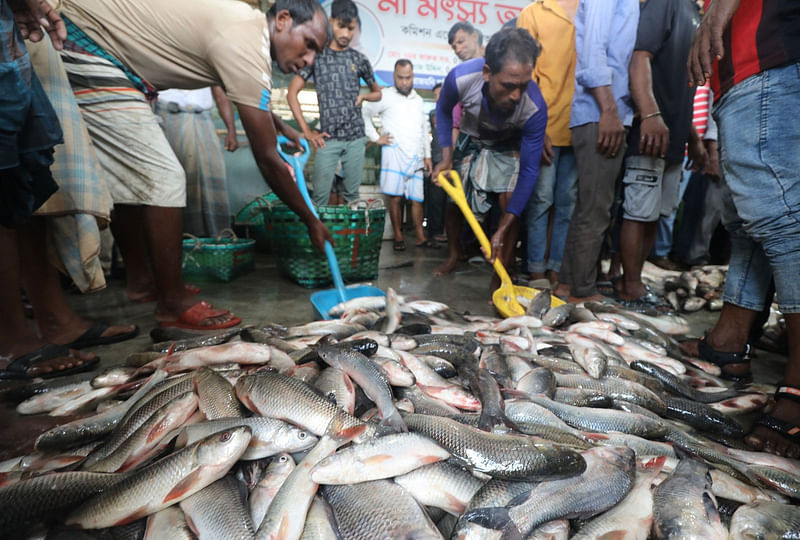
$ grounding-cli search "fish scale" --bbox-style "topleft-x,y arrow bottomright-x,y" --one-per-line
180,475 -> 255,539
322,480 -> 443,539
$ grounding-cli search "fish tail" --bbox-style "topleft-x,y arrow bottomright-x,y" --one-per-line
379,409 -> 408,433
461,507 -> 511,530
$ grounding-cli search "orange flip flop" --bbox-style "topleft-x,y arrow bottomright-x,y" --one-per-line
157,301 -> 241,330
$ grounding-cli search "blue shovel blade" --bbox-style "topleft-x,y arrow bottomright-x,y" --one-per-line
310,285 -> 386,320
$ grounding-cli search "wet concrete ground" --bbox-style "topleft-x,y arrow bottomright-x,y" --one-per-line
0,239 -> 787,460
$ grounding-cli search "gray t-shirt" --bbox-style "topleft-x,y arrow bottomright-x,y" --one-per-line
298,47 -> 375,141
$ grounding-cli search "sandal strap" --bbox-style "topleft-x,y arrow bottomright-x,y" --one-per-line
755,414 -> 800,443
776,385 -> 800,404
697,338 -> 751,367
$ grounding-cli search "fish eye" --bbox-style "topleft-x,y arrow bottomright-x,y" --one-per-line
298,432 -> 307,439
219,431 -> 232,442
278,455 -> 288,463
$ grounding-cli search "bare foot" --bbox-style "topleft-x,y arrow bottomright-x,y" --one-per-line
529,272 -> 546,281
745,398 -> 800,458
433,257 -> 459,276
553,284 -> 571,298
679,336 -> 752,380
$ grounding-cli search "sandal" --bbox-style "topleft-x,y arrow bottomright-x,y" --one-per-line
393,240 -> 406,252
697,338 -> 752,383
158,301 -> 242,330
415,239 -> 440,249
63,322 -> 140,349
752,385 -> 800,443
0,344 -> 99,380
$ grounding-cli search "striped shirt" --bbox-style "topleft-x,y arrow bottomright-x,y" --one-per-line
708,0 -> 800,99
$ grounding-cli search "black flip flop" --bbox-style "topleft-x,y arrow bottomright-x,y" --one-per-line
697,338 -> 752,383
63,322 -> 140,349
752,385 -> 800,444
415,239 -> 440,249
0,344 -> 99,380
393,240 -> 406,252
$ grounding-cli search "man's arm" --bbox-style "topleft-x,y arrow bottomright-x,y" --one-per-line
287,74 -> 329,149
576,0 -> 632,158
356,80 -> 382,106
431,69 -> 460,180
688,0 -> 741,86
211,86 -> 239,152
236,103 -> 333,252
629,50 -> 669,159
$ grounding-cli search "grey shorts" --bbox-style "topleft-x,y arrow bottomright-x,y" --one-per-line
622,156 -> 682,222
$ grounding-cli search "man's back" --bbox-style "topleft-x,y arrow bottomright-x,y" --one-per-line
61,0 -> 271,109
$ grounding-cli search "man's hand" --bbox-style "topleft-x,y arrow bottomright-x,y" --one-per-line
687,0 -> 741,86
486,212 -> 515,263
685,135 -> 709,173
12,0 -> 66,49
376,133 -> 394,146
639,115 -> 670,158
355,94 -> 365,107
541,134 -> 554,166
224,130 -> 239,152
431,159 -> 453,186
423,158 -> 433,176
305,130 -> 329,150
307,218 -> 334,253
597,106 -> 625,158
703,140 -> 720,178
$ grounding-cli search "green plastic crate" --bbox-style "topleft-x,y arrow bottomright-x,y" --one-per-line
262,201 -> 385,288
181,231 -> 256,282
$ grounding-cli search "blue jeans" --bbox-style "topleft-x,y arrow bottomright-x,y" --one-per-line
524,146 -> 578,273
715,61 -> 800,313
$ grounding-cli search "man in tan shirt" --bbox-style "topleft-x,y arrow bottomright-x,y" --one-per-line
56,0 -> 333,329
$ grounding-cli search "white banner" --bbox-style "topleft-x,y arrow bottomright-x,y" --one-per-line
321,0 -> 531,89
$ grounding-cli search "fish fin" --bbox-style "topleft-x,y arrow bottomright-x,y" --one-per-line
380,410 -> 408,433
640,455 -> 667,472
702,491 -> 721,521
326,418 -> 367,444
583,433 -> 610,441
461,507 -> 511,530
113,506 -> 151,527
597,531 -> 629,540
163,469 -> 203,503
363,454 -> 394,466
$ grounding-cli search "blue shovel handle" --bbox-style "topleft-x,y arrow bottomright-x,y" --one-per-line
276,135 -> 347,303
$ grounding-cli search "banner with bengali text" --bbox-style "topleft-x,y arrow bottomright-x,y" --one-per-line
321,0 -> 531,90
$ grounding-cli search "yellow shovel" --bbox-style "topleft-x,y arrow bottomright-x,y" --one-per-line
437,171 -> 565,317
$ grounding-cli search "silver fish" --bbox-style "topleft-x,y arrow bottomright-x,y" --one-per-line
234,372 -> 372,442
180,475 -> 255,539
402,413 -> 586,480
300,496 -> 338,540
729,500 -> 800,540
322,480 -> 443,539
249,453 -> 295,530
310,432 -> 449,484
66,426 -> 252,529
652,458 -> 727,539
463,446 -> 636,538
144,506 -> 194,540
194,367 -> 244,419
317,344 -> 406,432
177,417 -> 316,460
394,460 -> 485,515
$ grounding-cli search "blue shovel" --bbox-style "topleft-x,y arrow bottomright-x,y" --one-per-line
276,135 -> 385,319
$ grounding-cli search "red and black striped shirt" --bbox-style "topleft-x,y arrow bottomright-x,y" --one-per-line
708,0 -> 800,99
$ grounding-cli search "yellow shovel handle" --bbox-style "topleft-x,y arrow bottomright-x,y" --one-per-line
437,171 -> 516,291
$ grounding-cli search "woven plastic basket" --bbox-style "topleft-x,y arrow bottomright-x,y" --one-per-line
233,193 -> 281,251
181,229 -> 256,282
262,199 -> 386,288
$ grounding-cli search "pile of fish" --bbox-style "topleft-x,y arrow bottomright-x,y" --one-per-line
638,262 -> 729,313
1,288 -> 798,540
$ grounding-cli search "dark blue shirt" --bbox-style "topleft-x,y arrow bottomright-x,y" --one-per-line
436,58 -> 547,217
